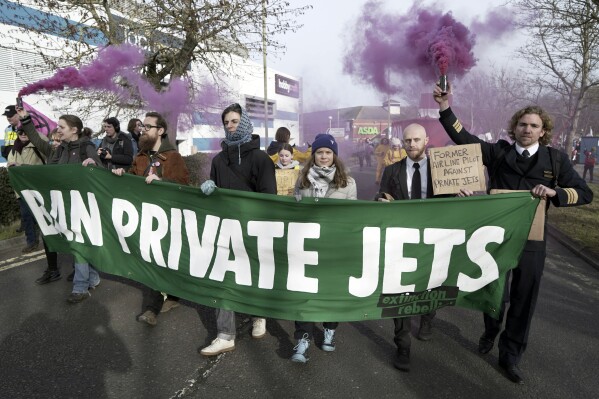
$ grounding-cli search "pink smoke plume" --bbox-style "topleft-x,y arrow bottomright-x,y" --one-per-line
18,43 -> 218,121
470,9 -> 515,39
19,44 -> 145,97
343,1 -> 507,93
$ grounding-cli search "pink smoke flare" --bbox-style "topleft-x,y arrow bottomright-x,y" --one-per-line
19,44 -> 145,97
342,1 -> 513,93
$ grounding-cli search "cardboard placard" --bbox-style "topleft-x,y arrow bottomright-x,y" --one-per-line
275,169 -> 300,196
490,189 -> 546,241
429,144 -> 486,195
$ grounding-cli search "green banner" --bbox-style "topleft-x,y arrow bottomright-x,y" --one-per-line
8,165 -> 539,321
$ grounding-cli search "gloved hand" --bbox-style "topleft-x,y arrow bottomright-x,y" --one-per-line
200,180 -> 216,196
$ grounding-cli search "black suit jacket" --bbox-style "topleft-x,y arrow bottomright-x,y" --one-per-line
377,158 -> 434,200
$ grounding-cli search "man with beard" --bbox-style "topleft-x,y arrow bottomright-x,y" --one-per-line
112,111 -> 190,326
374,123 -> 467,372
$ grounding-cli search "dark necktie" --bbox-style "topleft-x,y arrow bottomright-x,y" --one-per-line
522,149 -> 530,158
411,163 -> 421,199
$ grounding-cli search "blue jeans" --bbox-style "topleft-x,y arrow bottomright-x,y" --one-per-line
216,309 -> 236,340
19,198 -> 38,246
72,263 -> 100,294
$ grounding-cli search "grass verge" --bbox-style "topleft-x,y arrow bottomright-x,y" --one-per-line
0,221 -> 22,241
547,183 -> 599,259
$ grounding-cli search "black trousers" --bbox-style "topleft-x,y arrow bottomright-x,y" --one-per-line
393,311 -> 436,349
482,249 -> 546,365
294,321 -> 339,340
42,238 -> 58,272
142,287 -> 179,315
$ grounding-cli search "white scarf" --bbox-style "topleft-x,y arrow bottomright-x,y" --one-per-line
307,165 -> 336,198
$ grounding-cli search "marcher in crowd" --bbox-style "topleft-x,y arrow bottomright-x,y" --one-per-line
434,81 -> 593,384
17,107 -> 103,301
97,117 -> 133,170
2,105 -> 19,160
375,123 -> 465,372
383,137 -> 407,167
364,138 -> 373,167
125,118 -> 141,155
275,143 -> 300,196
374,137 -> 390,184
583,147 -> 596,182
7,127 -> 47,253
267,126 -> 311,165
199,103 -> 276,356
290,133 -> 357,363
127,118 -> 143,146
113,111 -> 189,326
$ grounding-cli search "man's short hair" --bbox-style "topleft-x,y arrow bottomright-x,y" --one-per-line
508,106 -> 553,146
145,111 -> 168,134
103,117 -> 120,132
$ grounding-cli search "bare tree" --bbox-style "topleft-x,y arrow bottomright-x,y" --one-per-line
2,0 -> 310,134
450,68 -> 529,139
515,0 -> 599,156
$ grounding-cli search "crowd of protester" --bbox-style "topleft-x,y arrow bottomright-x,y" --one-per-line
2,82 -> 593,384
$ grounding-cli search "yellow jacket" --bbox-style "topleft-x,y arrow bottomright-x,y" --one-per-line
269,147 -> 312,164
383,148 -> 407,166
374,144 -> 390,162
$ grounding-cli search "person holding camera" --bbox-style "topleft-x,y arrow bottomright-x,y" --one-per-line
98,117 -> 133,170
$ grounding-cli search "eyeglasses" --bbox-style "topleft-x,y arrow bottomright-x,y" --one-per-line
143,124 -> 160,131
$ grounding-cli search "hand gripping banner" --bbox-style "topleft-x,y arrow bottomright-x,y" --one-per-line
8,165 -> 539,321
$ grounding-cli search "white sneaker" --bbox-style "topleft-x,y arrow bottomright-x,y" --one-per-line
252,318 -> 266,339
200,338 -> 235,356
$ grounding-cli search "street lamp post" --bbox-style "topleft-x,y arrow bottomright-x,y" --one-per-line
328,116 -> 332,131
262,0 -> 268,147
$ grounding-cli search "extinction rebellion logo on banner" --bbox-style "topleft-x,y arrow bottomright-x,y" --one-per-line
378,287 -> 459,318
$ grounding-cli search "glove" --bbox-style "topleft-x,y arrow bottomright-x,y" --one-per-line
200,180 -> 216,196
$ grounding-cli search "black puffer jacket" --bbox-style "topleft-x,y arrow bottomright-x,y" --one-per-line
210,134 -> 276,193
99,132 -> 133,169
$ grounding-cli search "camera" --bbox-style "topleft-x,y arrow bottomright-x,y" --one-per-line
99,147 -> 109,160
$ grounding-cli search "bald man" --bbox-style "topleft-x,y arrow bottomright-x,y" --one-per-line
375,123 -> 436,372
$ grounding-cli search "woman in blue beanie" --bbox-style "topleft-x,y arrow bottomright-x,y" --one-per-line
291,133 -> 357,363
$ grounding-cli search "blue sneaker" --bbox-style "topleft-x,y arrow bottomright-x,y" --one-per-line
322,328 -> 336,352
291,334 -> 310,363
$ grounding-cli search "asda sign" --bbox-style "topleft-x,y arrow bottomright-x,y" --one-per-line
358,126 -> 379,135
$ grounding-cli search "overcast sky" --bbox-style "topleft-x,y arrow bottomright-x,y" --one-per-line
268,0 -> 522,111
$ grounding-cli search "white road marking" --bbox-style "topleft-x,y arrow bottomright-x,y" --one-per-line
0,253 -> 46,272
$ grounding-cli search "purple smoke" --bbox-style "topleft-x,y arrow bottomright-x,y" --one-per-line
19,43 -> 219,122
343,1 -> 480,93
19,44 -> 145,97
470,9 -> 515,39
